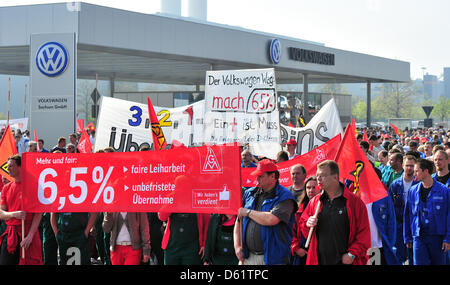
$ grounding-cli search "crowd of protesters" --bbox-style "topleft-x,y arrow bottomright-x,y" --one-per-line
0,124 -> 449,265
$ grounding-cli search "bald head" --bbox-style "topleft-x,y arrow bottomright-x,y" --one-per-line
290,164 -> 306,189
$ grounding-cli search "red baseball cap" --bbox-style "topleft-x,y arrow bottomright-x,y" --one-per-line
169,139 -> 187,149
251,159 -> 278,177
285,139 -> 297,146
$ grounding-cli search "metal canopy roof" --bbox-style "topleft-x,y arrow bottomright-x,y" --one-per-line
0,3 -> 410,85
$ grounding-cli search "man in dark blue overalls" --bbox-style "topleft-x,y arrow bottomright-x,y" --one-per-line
404,158 -> 449,265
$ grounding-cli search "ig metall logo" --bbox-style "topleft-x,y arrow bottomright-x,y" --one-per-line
36,41 -> 69,77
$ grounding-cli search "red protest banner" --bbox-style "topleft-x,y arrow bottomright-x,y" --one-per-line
21,144 -> 241,214
241,134 -> 341,187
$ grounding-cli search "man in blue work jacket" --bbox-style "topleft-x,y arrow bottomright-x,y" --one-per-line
371,192 -> 401,265
234,159 -> 297,265
432,150 -> 450,187
404,158 -> 450,265
389,155 -> 419,264
432,149 -> 449,264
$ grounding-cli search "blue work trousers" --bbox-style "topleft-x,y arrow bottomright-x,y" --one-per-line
413,235 -> 446,265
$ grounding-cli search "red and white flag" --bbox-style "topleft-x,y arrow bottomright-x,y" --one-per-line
77,129 -> 92,153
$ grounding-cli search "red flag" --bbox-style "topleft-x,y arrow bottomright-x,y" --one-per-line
77,129 -> 92,153
76,119 -> 85,133
334,123 -> 387,204
363,129 -> 368,142
390,123 -> 399,135
0,125 -> 18,181
351,118 -> 357,137
33,130 -> 40,152
147,97 -> 167,151
241,134 -> 342,187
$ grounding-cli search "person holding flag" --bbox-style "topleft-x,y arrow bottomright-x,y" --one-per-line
0,155 -> 43,265
300,160 -> 371,265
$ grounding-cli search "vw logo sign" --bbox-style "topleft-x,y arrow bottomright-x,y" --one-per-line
269,38 -> 281,64
36,42 -> 69,77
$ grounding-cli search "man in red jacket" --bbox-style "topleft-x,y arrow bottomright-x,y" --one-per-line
300,160 -> 370,265
0,155 -> 42,265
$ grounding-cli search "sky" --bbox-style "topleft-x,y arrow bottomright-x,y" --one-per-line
1,0 -> 450,80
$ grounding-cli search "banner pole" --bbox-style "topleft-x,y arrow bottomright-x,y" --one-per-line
7,77 -> 11,126
23,84 -> 27,118
305,192 -> 322,248
21,219 -> 25,259
277,91 -> 283,151
239,216 -> 244,265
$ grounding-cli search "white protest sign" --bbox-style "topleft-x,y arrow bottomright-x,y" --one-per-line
94,97 -> 204,152
249,98 -> 343,159
282,98 -> 344,155
0,118 -> 29,132
203,68 -> 280,144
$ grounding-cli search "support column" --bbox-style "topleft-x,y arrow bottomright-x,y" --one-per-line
110,76 -> 115,98
366,81 -> 371,127
302,73 -> 309,123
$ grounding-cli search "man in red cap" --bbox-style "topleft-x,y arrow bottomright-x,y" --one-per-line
234,159 -> 297,265
286,139 -> 298,160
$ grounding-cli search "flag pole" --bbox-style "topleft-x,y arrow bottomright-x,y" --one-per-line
21,220 -> 25,259
7,77 -> 11,125
239,216 -> 244,265
23,84 -> 27,118
305,191 -> 322,248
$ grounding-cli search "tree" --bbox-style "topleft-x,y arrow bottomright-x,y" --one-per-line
76,80 -> 96,123
352,100 -> 367,121
431,96 -> 450,122
313,83 -> 349,95
373,81 -> 422,118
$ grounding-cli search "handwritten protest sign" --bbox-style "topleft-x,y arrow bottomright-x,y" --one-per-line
203,68 -> 280,144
